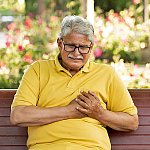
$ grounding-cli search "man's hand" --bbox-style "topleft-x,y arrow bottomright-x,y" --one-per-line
66,99 -> 87,119
75,91 -> 104,120
75,91 -> 138,131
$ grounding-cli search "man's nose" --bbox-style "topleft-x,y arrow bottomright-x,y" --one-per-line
73,47 -> 80,55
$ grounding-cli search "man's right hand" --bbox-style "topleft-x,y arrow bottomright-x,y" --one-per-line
10,99 -> 86,127
66,99 -> 87,119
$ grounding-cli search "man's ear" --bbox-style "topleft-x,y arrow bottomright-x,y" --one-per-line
90,43 -> 94,49
57,38 -> 63,51
89,43 -> 94,53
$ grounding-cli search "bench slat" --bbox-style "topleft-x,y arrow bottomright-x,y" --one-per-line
0,108 -> 10,117
0,146 -> 28,150
0,127 -> 27,136
129,89 -> 150,98
109,126 -> 150,135
0,99 -> 12,107
0,137 -> 27,145
134,99 -> 150,106
0,90 -> 16,99
111,145 -> 150,150
110,135 -> 150,144
139,116 -> 150,125
0,117 -> 11,126
138,108 -> 150,115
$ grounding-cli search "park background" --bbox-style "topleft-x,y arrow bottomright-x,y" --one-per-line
0,0 -> 150,89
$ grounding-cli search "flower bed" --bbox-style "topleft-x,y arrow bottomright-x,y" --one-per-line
0,8 -> 150,88
0,16 -> 59,88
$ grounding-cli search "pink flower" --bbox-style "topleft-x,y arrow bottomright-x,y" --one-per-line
15,29 -> 20,34
24,18 -> 32,28
6,41 -> 11,47
50,16 -> 59,22
23,55 -> 33,64
38,18 -> 43,25
106,16 -> 110,22
132,0 -> 141,5
134,64 -> 138,68
113,13 -> 119,17
18,45 -> 24,51
0,61 -> 5,67
94,48 -> 102,58
7,22 -> 16,30
119,17 -> 125,23
121,37 -> 127,43
45,27 -> 50,33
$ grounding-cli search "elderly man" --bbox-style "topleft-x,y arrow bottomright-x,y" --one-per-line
10,16 -> 138,150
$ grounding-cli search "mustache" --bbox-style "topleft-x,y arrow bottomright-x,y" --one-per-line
68,54 -> 83,60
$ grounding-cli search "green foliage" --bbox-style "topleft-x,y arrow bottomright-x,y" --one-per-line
95,0 -> 133,13
0,16 -> 60,88
93,6 -> 150,64
25,0 -> 38,16
0,1 -> 150,89
0,0 -> 25,15
25,0 -> 81,17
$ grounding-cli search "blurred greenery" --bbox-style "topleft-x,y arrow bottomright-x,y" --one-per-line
0,0 -> 25,15
0,0 -> 150,88
95,0 -> 132,13
0,16 -> 60,88
25,0 -> 81,17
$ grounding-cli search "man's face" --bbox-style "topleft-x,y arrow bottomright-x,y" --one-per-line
57,32 -> 93,72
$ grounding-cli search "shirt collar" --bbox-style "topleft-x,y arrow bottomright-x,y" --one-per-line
55,53 -> 65,72
54,53 -> 90,73
81,60 -> 90,73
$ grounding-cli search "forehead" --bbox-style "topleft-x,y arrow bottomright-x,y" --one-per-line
63,32 -> 90,44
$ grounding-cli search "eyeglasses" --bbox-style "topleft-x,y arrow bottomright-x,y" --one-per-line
61,39 -> 91,54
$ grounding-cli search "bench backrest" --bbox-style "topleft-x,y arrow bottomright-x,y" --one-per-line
109,89 -> 150,150
0,89 -> 150,150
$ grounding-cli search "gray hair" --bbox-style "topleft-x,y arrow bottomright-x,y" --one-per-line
59,15 -> 94,43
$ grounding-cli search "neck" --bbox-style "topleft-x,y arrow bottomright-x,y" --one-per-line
68,69 -> 78,76
62,62 -> 81,76
59,59 -> 81,76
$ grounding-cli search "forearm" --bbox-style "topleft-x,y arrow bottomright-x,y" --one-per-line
97,110 -> 139,131
10,105 -> 70,127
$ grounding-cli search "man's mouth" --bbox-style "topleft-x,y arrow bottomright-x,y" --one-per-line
68,56 -> 83,60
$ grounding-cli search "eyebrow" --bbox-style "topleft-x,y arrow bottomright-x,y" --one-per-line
64,42 -> 90,47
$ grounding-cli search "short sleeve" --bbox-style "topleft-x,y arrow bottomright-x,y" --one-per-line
107,69 -> 137,115
11,61 -> 40,108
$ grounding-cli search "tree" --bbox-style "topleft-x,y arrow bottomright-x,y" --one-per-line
80,0 -> 94,25
143,0 -> 149,21
37,0 -> 46,17
94,0 -> 132,14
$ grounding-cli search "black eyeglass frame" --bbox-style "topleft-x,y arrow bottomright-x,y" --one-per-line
61,39 -> 92,54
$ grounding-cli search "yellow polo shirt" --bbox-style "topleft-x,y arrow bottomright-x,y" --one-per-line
12,55 -> 137,150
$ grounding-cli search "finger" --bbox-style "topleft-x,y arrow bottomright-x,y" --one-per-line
78,94 -> 91,104
80,91 -> 89,98
76,107 -> 88,114
81,91 -> 97,102
88,91 -> 99,101
75,99 -> 89,109
81,91 -> 95,101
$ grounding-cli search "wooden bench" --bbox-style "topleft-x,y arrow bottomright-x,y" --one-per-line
0,89 -> 150,150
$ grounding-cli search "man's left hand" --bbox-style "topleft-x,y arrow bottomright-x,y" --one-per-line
75,91 -> 105,120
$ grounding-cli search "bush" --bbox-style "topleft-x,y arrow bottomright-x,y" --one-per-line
93,5 -> 150,63
0,16 -> 60,88
0,5 -> 150,88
